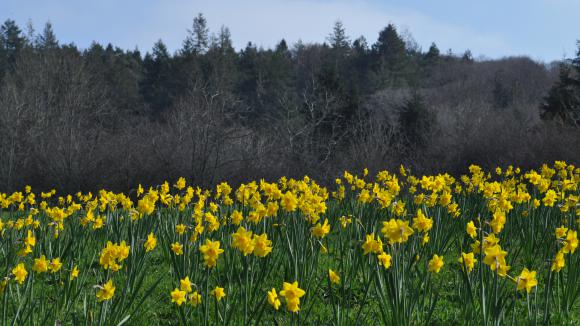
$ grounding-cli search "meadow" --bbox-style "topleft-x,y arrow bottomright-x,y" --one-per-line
1,162 -> 579,325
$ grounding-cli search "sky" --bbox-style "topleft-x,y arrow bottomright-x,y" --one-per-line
1,0 -> 578,62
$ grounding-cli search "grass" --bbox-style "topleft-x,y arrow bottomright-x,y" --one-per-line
1,164 -> 580,325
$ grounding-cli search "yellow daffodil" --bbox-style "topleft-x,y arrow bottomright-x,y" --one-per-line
252,233 -> 273,257
428,254 -> 444,273
180,276 -> 192,293
516,268 -> 538,293
231,226 -> 254,255
189,291 -> 202,307
96,280 -> 115,302
466,221 -> 477,239
458,252 -> 476,273
12,263 -> 27,285
171,242 -> 184,255
311,219 -> 330,238
279,281 -> 306,313
211,286 -> 226,301
49,257 -> 62,273
328,269 -> 340,284
378,252 -> 392,269
171,288 -> 187,306
199,239 -> 224,268
33,255 -> 49,273
267,288 -> 281,310
70,266 -> 79,280
362,233 -> 383,255
381,219 -> 414,244
144,232 -> 157,252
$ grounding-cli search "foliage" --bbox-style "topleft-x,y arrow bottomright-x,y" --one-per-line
540,44 -> 580,127
0,16 -> 577,193
0,162 -> 579,325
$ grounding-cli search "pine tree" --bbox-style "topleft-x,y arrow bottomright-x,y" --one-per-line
216,26 -> 234,54
420,42 -> 441,80
328,20 -> 350,50
397,93 -> 434,149
271,39 -> 293,95
141,39 -> 173,114
275,39 -> 288,53
352,36 -> 368,55
205,26 -> 237,97
183,13 -> 209,55
374,24 -> 406,62
238,42 -> 261,109
0,34 -> 5,81
540,43 -> 580,126
152,40 -> 170,61
351,36 -> 373,92
425,42 -> 440,61
372,24 -> 408,87
0,19 -> 25,64
37,22 -> 59,50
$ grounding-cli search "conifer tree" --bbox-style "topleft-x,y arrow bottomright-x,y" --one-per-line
0,20 -> 25,64
372,24 -> 408,87
37,22 -> 59,50
425,42 -> 440,62
141,39 -> 173,114
540,42 -> 580,126
183,13 -> 209,55
374,24 -> 406,64
328,20 -> 350,50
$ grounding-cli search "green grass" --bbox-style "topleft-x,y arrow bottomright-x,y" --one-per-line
1,166 -> 580,325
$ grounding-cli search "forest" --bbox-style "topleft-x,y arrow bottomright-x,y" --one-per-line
0,14 -> 579,192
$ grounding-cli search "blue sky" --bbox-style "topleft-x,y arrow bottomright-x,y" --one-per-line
1,0 -> 578,62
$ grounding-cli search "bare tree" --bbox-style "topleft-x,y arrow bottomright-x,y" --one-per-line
0,47 -> 110,191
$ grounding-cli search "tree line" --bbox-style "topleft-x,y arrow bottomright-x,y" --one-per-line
0,15 -> 578,192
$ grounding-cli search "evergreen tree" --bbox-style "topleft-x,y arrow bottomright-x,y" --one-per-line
350,36 -> 373,92
327,20 -> 350,50
152,40 -> 170,61
0,20 -> 25,64
0,31 -> 6,80
183,13 -> 209,55
324,20 -> 351,89
275,39 -> 289,54
372,24 -> 408,87
141,39 -> 174,115
425,42 -> 440,61
420,42 -> 441,81
540,44 -> 580,126
238,42 -> 261,112
216,26 -> 234,54
205,26 -> 237,95
85,42 -> 145,118
352,36 -> 368,55
574,42 -> 580,77
374,24 -> 406,62
37,22 -> 59,50
397,93 -> 434,149
271,39 -> 294,96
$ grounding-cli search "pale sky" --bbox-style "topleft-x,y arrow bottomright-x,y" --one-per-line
1,0 -> 579,62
